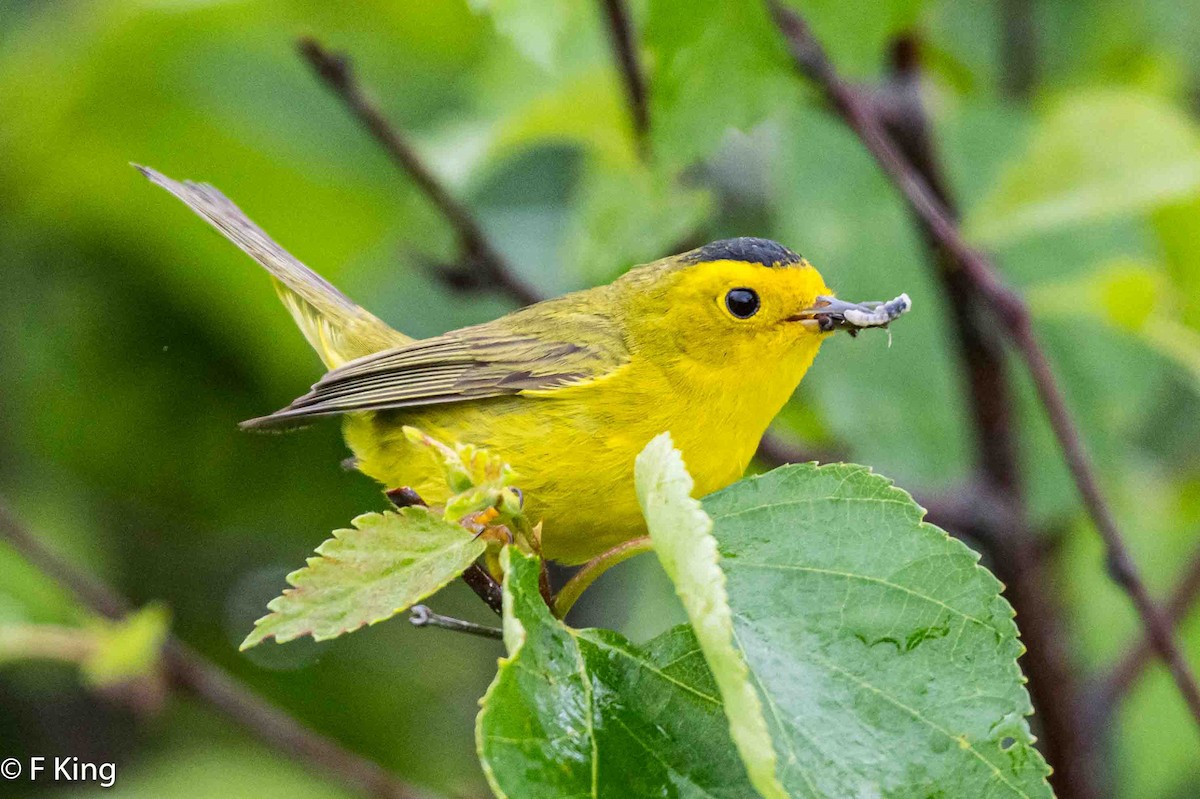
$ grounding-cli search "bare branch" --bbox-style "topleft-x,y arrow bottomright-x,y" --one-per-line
597,0 -> 649,145
1101,544 -> 1200,706
296,37 -> 541,307
409,605 -> 503,640
0,502 -> 439,799
766,0 -> 1200,730
877,38 -> 1019,495
872,38 -> 1096,796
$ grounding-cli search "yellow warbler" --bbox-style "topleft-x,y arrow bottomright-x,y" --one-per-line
140,166 -> 908,564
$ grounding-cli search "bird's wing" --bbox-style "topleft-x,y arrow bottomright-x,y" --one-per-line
137,165 -> 409,367
241,308 -> 629,428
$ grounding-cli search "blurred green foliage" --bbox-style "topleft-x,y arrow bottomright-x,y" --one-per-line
1,0 -> 1199,797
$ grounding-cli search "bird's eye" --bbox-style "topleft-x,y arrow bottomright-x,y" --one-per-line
725,288 -> 760,319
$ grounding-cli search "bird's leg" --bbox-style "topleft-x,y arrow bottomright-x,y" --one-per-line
464,508 -> 514,545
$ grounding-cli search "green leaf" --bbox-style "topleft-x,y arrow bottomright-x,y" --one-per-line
83,603 -> 170,686
490,70 -> 638,167
477,547 -> 759,799
469,0 -> 580,70
697,462 -> 1053,798
645,0 -> 798,167
241,509 -> 486,649
636,433 -> 786,799
1026,258 -> 1164,332
563,160 -> 713,284
1026,259 -> 1200,390
1152,195 -> 1200,329
966,90 -> 1200,245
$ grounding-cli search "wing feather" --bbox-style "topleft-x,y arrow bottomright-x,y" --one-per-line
241,314 -> 627,428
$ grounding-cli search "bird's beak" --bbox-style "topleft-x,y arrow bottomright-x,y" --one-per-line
789,293 -> 912,336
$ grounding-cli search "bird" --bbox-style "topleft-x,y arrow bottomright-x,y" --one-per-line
138,165 -> 908,564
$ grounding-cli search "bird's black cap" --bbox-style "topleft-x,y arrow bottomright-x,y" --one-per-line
682,237 -> 803,268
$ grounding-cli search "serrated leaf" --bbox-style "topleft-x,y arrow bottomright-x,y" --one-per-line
241,509 -> 486,649
698,462 -> 1053,798
477,547 -> 759,799
966,91 -> 1200,245
636,433 -> 786,799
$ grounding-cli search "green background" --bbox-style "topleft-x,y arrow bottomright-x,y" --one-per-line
1,0 -> 1199,796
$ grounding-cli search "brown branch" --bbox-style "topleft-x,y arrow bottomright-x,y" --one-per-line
409,605 -> 503,640
0,502 -> 438,799
876,39 -> 1020,495
766,0 -> 1200,732
296,37 -> 541,307
873,38 -> 1095,798
1101,543 -> 1200,706
597,0 -> 649,145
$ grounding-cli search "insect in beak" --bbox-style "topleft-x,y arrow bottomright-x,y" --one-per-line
789,293 -> 912,338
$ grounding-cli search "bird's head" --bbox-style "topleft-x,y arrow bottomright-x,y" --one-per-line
618,237 -> 907,383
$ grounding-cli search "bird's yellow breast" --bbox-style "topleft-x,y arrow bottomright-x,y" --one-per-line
344,331 -> 824,564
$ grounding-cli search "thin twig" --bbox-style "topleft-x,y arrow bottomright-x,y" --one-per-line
0,624 -> 98,663
1101,543 -> 1200,706
766,0 -> 1200,729
597,0 -> 649,145
554,536 -> 653,618
0,502 -> 437,799
296,37 -> 541,306
409,605 -> 503,640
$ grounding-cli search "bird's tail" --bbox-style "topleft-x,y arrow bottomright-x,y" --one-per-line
136,165 -> 410,368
